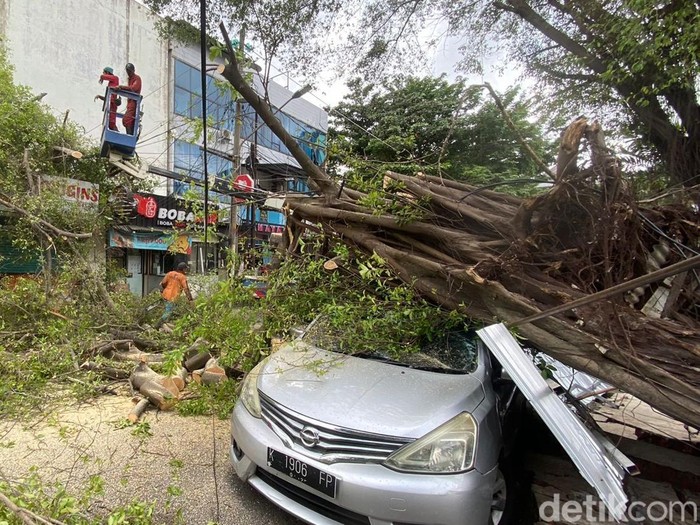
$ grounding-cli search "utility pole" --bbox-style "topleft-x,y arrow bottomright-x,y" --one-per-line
229,27 -> 245,274
199,0 -> 210,270
250,114 -> 258,255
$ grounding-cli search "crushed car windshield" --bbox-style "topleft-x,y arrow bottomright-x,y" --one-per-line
301,319 -> 479,374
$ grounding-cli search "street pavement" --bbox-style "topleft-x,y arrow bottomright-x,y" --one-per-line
0,396 -> 300,524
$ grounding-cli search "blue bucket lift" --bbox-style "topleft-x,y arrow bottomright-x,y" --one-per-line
99,87 -> 143,158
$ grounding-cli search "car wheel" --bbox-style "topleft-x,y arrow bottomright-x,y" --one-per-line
489,468 -> 513,525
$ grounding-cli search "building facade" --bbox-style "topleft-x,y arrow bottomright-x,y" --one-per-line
0,0 -> 327,295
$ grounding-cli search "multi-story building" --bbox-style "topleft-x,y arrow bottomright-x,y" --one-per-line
0,0 -> 327,294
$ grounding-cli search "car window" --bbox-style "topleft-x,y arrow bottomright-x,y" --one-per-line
301,318 -> 479,374
416,331 -> 479,372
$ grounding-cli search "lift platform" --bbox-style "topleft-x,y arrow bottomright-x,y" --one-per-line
99,87 -> 143,158
108,151 -> 147,179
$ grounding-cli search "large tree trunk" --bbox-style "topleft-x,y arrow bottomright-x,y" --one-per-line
494,0 -> 700,189
219,23 -> 700,429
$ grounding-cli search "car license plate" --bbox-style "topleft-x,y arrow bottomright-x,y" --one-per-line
267,447 -> 337,498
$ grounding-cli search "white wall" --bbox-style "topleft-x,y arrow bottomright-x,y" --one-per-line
0,0 -> 171,186
265,79 -> 327,132
0,0 -> 327,191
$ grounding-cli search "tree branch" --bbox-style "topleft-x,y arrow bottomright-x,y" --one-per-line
494,0 -> 607,74
0,194 -> 93,239
546,0 -> 598,43
0,490 -> 68,525
538,64 -> 597,82
218,22 -> 339,199
66,240 -> 117,314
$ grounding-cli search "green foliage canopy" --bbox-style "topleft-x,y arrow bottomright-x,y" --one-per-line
147,0 -> 700,189
329,76 -> 552,189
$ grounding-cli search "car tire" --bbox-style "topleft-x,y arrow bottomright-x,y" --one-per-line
489,467 -> 512,525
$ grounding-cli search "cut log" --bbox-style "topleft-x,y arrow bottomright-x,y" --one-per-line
323,257 -> 342,271
107,330 -> 161,351
128,398 -> 150,423
201,370 -> 226,384
130,362 -> 179,397
205,357 -> 226,375
130,361 -> 160,390
169,367 -> 188,391
93,339 -> 132,356
184,350 -> 213,372
159,377 -> 180,396
112,349 -> 165,364
200,357 -> 227,384
183,337 -> 209,360
53,146 -> 83,159
139,379 -> 177,411
191,368 -> 204,384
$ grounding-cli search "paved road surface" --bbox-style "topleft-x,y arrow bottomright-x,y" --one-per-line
0,396 -> 300,524
4,396 -> 697,524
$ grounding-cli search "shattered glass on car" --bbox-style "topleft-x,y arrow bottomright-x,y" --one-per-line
302,318 -> 479,373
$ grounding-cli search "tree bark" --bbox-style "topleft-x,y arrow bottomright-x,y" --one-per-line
128,398 -> 150,423
138,379 -> 178,411
129,362 -> 179,397
494,0 -> 700,187
216,27 -> 700,428
111,349 -> 166,364
184,351 -> 213,372
80,361 -> 130,380
219,22 -> 339,198
129,363 -> 179,411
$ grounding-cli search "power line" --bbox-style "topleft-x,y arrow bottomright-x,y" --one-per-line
239,38 -> 402,155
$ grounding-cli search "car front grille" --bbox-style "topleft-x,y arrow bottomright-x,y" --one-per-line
259,391 -> 412,463
256,467 -> 371,525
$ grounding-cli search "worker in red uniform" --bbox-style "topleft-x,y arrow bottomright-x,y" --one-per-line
95,66 -> 119,131
118,63 -> 142,135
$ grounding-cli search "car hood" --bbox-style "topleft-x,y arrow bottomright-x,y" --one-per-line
257,341 -> 485,438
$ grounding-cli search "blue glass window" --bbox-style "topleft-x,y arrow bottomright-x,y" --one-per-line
173,139 -> 232,202
237,103 -> 327,166
174,60 -> 233,129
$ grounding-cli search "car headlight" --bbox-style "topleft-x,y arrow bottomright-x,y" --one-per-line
240,359 -> 267,418
384,412 -> 477,473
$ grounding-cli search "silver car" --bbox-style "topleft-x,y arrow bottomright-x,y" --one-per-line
230,322 -> 522,525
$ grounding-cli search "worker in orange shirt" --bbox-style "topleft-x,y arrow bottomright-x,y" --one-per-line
156,262 -> 193,327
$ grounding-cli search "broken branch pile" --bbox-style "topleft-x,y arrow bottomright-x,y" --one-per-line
219,24 -> 699,429
84,334 -> 236,422
283,125 -> 700,429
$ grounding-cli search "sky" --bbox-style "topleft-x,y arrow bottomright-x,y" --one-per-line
261,31 -> 522,111
136,0 -> 522,111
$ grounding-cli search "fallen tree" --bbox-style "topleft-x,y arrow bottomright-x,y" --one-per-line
129,362 -> 180,411
219,23 -> 700,429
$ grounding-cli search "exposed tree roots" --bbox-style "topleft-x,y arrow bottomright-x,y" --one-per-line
219,25 -> 700,429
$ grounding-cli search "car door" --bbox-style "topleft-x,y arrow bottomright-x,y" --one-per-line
477,323 -> 637,522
